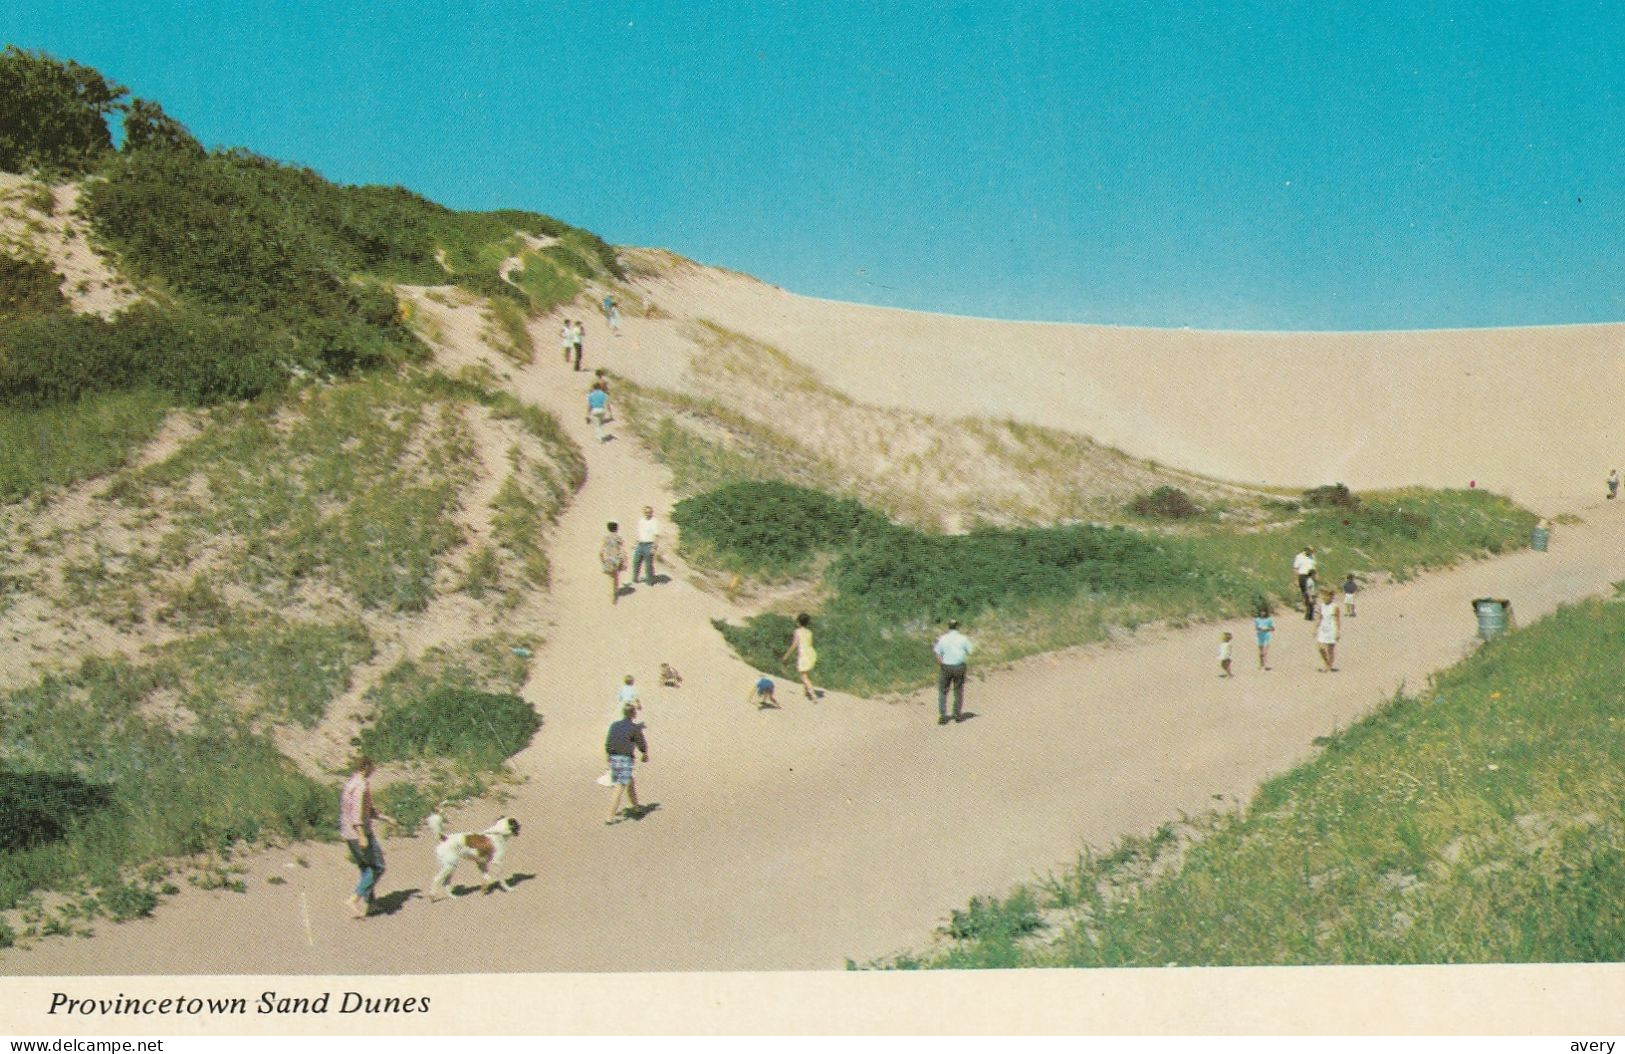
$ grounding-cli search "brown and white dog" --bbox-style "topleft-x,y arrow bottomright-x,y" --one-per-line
426,811 -> 521,900
659,663 -> 683,688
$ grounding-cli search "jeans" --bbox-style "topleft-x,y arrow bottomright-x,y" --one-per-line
632,542 -> 656,583
347,837 -> 384,902
937,664 -> 967,718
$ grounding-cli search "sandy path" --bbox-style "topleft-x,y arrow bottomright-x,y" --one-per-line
8,300 -> 1625,976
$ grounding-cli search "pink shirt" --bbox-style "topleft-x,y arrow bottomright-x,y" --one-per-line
339,773 -> 371,841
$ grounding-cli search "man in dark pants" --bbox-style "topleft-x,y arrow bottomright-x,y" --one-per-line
933,619 -> 974,725
1293,546 -> 1318,620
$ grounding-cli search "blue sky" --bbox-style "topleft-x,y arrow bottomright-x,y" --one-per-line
6,1 -> 1624,330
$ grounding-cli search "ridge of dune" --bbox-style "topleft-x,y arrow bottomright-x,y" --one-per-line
639,258 -> 1624,516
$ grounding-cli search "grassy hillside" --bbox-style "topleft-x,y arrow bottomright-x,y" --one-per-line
873,594 -> 1625,968
0,49 -> 595,946
682,480 -> 1536,695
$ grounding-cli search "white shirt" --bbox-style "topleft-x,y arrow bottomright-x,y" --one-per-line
1293,551 -> 1316,576
934,630 -> 973,666
614,683 -> 640,719
636,517 -> 660,544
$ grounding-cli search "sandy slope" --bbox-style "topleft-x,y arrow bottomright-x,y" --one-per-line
8,285 -> 1625,977
646,265 -> 1625,516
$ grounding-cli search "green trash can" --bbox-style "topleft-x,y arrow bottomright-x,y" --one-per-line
1531,525 -> 1550,552
1473,598 -> 1510,640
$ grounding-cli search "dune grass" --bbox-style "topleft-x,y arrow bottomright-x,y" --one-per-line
0,656 -> 331,916
0,390 -> 169,499
683,481 -> 1535,695
878,595 -> 1625,968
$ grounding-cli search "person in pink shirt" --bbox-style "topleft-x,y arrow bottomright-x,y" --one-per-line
340,757 -> 395,919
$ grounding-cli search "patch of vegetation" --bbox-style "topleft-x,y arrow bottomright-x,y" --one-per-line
879,597 -> 1625,968
697,481 -> 1535,694
1128,485 -> 1203,520
0,251 -> 68,318
360,687 -> 540,771
125,374 -> 473,613
0,389 -> 168,499
0,770 -> 115,853
0,657 -> 330,911
0,46 -> 124,175
673,480 -> 890,578
1303,482 -> 1359,510
155,615 -> 373,729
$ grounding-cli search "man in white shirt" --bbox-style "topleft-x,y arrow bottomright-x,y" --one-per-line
933,619 -> 974,726
1293,546 -> 1317,620
633,506 -> 660,586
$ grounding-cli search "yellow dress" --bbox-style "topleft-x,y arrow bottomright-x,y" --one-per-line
793,626 -> 818,674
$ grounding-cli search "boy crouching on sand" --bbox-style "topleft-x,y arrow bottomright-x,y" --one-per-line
1218,632 -> 1234,678
748,676 -> 779,709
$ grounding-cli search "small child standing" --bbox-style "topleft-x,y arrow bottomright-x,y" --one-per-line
747,676 -> 778,709
1342,573 -> 1359,617
1218,632 -> 1234,678
616,674 -> 641,720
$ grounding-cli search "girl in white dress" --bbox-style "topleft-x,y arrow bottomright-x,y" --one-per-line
1315,589 -> 1341,672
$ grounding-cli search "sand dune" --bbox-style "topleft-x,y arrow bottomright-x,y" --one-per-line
9,268 -> 1625,990
644,261 -> 1625,515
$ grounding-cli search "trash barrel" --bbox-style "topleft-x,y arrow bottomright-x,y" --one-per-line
1473,597 -> 1510,640
1531,525 -> 1550,552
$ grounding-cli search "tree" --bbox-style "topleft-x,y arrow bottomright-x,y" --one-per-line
122,97 -> 203,157
0,46 -> 127,175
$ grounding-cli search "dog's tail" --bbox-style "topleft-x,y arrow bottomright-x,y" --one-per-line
427,810 -> 446,842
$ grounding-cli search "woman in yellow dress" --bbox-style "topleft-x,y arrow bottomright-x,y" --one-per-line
780,612 -> 818,702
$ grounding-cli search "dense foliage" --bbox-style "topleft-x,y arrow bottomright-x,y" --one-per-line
0,252 -> 68,319
360,687 -> 542,770
0,46 -> 125,174
1127,485 -> 1204,520
672,480 -> 890,576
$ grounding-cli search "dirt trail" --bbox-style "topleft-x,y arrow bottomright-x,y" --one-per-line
9,297 -> 1625,977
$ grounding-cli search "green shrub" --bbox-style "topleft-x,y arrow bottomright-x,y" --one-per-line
673,480 -> 890,577
98,881 -> 159,921
120,97 -> 203,157
0,769 -> 114,852
0,47 -> 125,174
1303,483 -> 1359,509
1128,485 -> 1203,520
360,687 -> 540,770
0,252 -> 68,319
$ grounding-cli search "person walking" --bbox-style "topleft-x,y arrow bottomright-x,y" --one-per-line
632,506 -> 660,585
1218,632 -> 1234,678
1609,469 -> 1619,501
600,522 -> 627,604
603,293 -> 621,336
1253,605 -> 1275,670
560,319 -> 575,366
571,319 -> 585,371
932,618 -> 973,725
781,612 -> 819,702
1315,588 -> 1341,672
1341,572 -> 1359,617
587,381 -> 611,443
605,702 -> 649,824
1293,546 -> 1318,620
339,757 -> 395,919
